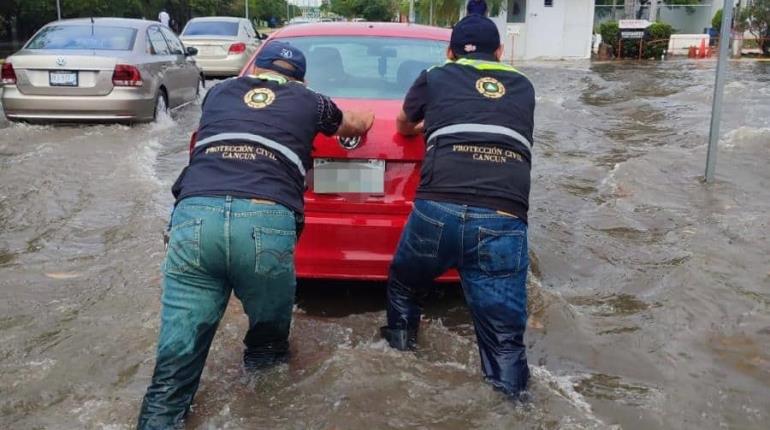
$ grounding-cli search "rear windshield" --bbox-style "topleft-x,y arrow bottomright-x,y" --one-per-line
276,36 -> 448,99
25,25 -> 137,50
183,21 -> 239,36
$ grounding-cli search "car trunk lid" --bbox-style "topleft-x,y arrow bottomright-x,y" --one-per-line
10,50 -> 127,96
307,99 -> 425,213
181,37 -> 238,59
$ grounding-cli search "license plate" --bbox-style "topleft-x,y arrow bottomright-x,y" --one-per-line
313,159 -> 385,194
49,71 -> 78,87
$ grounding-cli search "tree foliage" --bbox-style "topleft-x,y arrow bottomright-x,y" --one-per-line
329,0 -> 397,21
0,0 -> 296,46
740,0 -> 770,55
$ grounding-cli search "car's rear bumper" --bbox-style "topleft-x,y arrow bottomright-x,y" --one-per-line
1,86 -> 155,122
195,55 -> 248,77
295,209 -> 458,282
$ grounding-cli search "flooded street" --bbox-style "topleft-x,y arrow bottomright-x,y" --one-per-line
1,61 -> 769,429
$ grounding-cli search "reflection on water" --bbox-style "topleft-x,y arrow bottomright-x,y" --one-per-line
1,62 -> 770,429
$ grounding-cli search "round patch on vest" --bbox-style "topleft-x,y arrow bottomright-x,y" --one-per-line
244,88 -> 276,109
475,77 -> 506,99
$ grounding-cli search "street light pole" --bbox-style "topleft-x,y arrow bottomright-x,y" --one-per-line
409,0 -> 415,24
56,0 -> 62,20
705,0 -> 735,182
245,0 -> 249,19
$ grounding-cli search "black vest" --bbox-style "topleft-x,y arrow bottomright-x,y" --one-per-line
418,59 -> 535,221
172,74 -> 319,214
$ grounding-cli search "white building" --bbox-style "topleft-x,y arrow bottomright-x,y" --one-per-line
488,0 -> 597,60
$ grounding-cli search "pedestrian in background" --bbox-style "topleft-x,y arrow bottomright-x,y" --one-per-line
137,42 -> 374,429
381,14 -> 535,400
467,0 -> 488,16
158,9 -> 170,27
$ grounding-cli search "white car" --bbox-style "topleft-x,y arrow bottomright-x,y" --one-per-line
180,17 -> 265,77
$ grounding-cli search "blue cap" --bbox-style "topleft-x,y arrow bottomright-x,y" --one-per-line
254,41 -> 307,81
450,14 -> 501,59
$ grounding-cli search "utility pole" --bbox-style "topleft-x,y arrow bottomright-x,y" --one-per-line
705,0 -> 735,182
245,0 -> 249,19
624,0 -> 636,19
409,0 -> 415,24
649,0 -> 659,21
56,0 -> 62,20
430,0 -> 434,26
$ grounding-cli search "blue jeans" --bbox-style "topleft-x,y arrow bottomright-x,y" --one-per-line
384,199 -> 530,396
137,196 -> 297,430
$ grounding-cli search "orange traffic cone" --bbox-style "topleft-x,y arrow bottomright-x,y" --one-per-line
699,38 -> 707,59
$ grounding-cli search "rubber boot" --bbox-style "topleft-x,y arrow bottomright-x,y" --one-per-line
380,326 -> 418,351
243,339 -> 289,372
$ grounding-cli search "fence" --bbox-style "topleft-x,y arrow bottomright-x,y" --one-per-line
594,3 -> 719,34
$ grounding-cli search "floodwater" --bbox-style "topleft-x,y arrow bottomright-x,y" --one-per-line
1,60 -> 769,430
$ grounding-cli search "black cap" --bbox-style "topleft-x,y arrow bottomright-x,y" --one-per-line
450,14 -> 501,60
254,41 -> 307,80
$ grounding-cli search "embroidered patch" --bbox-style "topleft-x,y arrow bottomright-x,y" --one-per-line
475,77 -> 506,99
244,88 -> 276,109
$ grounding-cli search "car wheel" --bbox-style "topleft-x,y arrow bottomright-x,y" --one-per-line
153,89 -> 168,121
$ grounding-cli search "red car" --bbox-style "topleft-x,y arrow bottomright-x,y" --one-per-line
204,22 -> 456,281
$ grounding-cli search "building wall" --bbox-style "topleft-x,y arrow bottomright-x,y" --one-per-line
493,0 -> 595,60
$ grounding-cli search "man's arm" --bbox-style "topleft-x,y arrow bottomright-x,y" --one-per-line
398,70 -> 428,137
337,110 -> 375,137
396,111 -> 422,136
316,93 -> 373,138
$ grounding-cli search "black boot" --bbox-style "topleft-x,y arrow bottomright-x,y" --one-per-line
380,326 -> 418,351
243,339 -> 289,372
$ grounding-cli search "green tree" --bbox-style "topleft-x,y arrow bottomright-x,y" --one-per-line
329,0 -> 396,21
741,0 -> 770,56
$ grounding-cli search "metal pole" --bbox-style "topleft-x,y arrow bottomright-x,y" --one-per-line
705,0 -> 734,182
649,0 -> 658,21
56,0 -> 61,20
409,0 -> 415,24
430,0 -> 434,26
245,0 -> 249,19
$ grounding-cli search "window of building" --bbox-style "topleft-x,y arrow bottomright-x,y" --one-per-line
507,0 -> 526,23
545,0 -> 553,7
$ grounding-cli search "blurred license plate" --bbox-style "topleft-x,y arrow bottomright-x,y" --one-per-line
49,71 -> 78,86
313,159 -> 385,194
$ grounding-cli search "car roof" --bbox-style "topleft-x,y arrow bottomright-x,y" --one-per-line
50,17 -> 154,29
186,16 -> 244,22
272,22 -> 451,41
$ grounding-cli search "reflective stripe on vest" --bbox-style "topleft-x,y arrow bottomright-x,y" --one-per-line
194,132 -> 307,177
426,123 -> 532,152
451,58 -> 526,76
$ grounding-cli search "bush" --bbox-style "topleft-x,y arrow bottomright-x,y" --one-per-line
712,9 -> 723,31
598,21 -> 673,59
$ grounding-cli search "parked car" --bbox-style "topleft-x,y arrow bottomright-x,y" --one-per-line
1,18 -> 202,123
233,22 -> 454,281
180,17 -> 265,78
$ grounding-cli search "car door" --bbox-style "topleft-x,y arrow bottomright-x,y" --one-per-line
146,25 -> 182,106
160,26 -> 199,103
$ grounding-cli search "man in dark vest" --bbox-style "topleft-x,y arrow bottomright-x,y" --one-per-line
380,15 -> 535,400
137,41 -> 374,429
466,0 -> 488,16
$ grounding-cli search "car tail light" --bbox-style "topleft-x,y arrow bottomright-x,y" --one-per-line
112,64 -> 143,87
228,43 -> 246,55
1,62 -> 16,85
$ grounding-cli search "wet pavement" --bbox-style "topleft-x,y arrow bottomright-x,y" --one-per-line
1,61 -> 769,429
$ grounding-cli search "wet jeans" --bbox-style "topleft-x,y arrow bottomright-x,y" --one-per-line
384,199 -> 530,396
137,196 -> 297,430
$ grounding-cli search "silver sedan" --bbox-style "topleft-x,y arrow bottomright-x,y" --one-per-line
180,17 -> 266,78
1,18 -> 203,123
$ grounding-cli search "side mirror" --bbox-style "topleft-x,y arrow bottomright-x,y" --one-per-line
259,33 -> 269,40
186,46 -> 198,56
